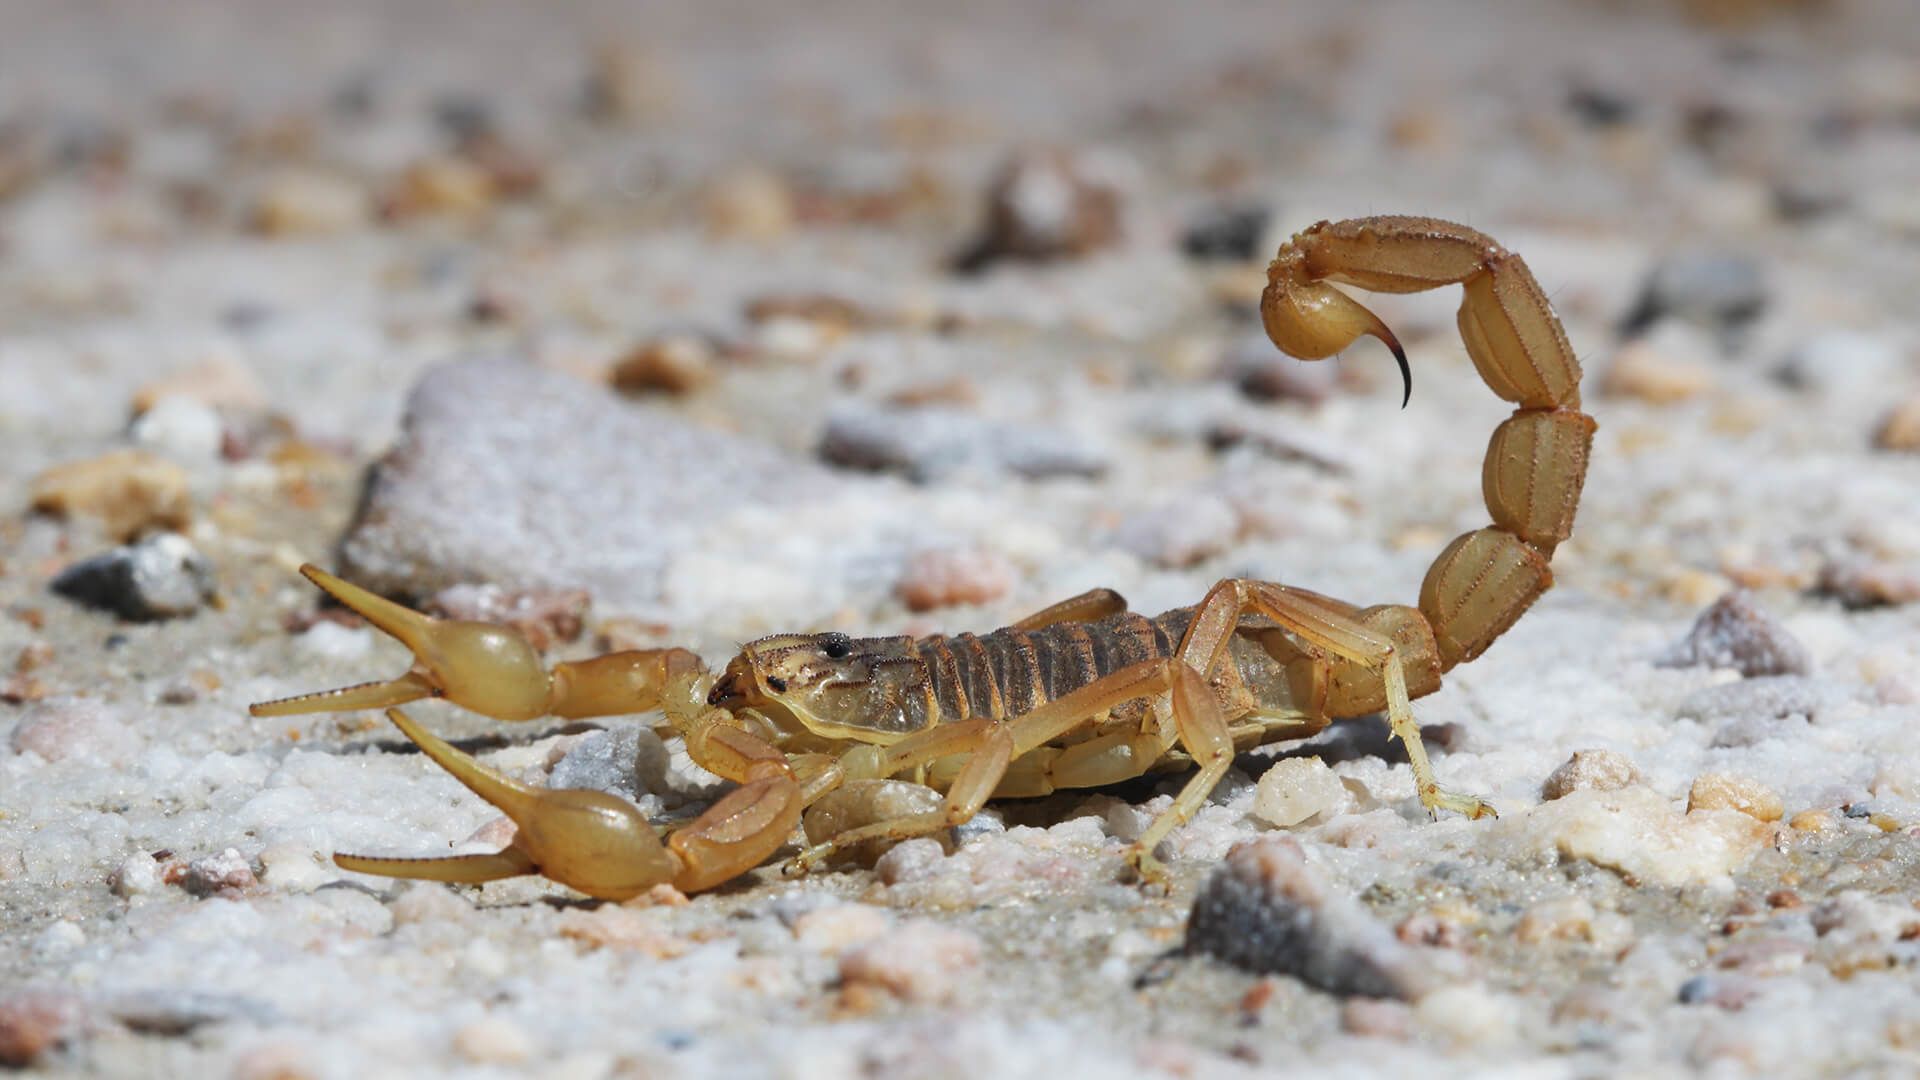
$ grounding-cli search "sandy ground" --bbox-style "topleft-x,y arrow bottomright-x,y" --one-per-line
3,1 -> 1920,1076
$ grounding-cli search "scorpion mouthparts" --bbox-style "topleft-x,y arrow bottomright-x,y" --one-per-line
707,671 -> 745,706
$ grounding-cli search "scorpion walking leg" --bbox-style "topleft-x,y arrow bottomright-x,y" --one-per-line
1009,588 -> 1128,631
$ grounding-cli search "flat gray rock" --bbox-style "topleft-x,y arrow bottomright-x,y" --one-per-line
339,359 -> 923,624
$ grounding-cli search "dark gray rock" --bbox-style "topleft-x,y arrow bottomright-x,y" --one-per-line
1186,836 -> 1444,999
1656,590 -> 1810,678
50,533 -> 215,620
1618,252 -> 1768,345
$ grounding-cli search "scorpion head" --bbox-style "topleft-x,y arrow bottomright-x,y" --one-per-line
707,632 -> 931,738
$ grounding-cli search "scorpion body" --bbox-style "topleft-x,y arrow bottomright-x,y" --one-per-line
254,215 -> 1594,899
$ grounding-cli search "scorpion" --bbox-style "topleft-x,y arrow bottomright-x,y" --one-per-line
253,216 -> 1594,900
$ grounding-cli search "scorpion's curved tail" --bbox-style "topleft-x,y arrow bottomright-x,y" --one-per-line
1261,216 -> 1596,674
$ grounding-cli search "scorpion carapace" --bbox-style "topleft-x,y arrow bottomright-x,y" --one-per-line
252,216 -> 1594,900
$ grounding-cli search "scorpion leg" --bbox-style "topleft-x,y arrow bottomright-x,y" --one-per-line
1008,587 -> 1128,631
1178,578 -> 1492,819
332,707 -> 802,899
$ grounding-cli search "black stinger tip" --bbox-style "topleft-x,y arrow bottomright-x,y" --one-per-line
1391,341 -> 1411,408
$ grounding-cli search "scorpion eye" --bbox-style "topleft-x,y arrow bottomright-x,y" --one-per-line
821,635 -> 852,660
764,675 -> 788,693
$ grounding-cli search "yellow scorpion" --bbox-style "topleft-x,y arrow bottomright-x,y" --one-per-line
254,216 -> 1594,899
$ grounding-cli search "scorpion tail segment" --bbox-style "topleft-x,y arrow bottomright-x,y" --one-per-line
283,565 -> 556,723
1260,265 -> 1411,407
377,707 -> 681,900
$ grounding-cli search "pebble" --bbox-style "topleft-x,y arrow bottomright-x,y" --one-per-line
335,359 -> 857,616
819,403 -> 1107,482
1815,558 -> 1920,609
1110,493 -> 1240,568
452,1016 -> 534,1065
1618,252 -> 1768,344
1713,936 -> 1808,976
1656,590 -> 1811,678
110,852 -> 163,897
894,548 -> 1014,612
1687,773 -> 1785,821
1876,394 -> 1920,451
837,921 -> 983,1004
131,353 -> 270,416
1541,749 -> 1640,800
1250,756 -> 1348,827
129,394 -> 224,462
30,450 -> 192,540
0,990 -> 83,1067
952,147 -> 1128,271
8,696 -> 137,765
791,903 -> 892,951
1181,203 -> 1270,262
609,335 -> 720,396
702,167 -> 794,242
181,847 -> 257,896
1185,835 -> 1439,999
387,156 -> 495,218
429,583 -> 590,651
251,170 -> 370,235
547,725 -> 671,809
1532,785 -> 1770,886
555,906 -> 686,958
1413,984 -> 1519,1047
51,532 -> 216,620
1676,973 -> 1760,1010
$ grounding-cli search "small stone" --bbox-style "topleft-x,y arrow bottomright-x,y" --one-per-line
1512,897 -> 1630,953
387,156 -> 496,218
1250,757 -> 1347,827
1687,773 -> 1784,821
953,147 -> 1128,271
555,906 -> 685,958
547,726 -> 671,808
703,167 -> 794,242
1789,808 -> 1835,832
1542,749 -> 1640,800
1815,559 -> 1920,609
1618,252 -> 1768,344
1533,785 -> 1770,886
0,990 -> 84,1067
609,336 -> 719,396
9,696 -> 137,764
819,404 -> 1107,482
1182,203 -> 1270,262
837,921 -> 983,1004
1413,984 -> 1518,1047
181,847 -> 257,897
1657,590 -> 1811,678
30,450 -> 191,540
1601,337 -> 1714,404
452,1016 -> 533,1065
111,853 -> 163,897
791,903 -> 891,951
1714,936 -> 1808,976
129,395 -> 224,462
1876,395 -> 1920,451
1111,494 -> 1240,568
1185,835 -> 1442,999
872,836 -> 949,885
895,548 -> 1014,612
51,532 -> 216,620
429,583 -> 590,651
1340,997 -> 1415,1039
252,170 -> 370,235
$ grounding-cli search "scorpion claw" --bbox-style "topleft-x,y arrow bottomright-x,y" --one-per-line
251,564 -> 557,722
331,708 -> 680,901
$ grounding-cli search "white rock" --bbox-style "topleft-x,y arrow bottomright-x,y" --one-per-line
1251,757 -> 1348,827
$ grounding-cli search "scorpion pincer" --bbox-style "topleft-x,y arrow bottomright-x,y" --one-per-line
253,216 -> 1595,900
